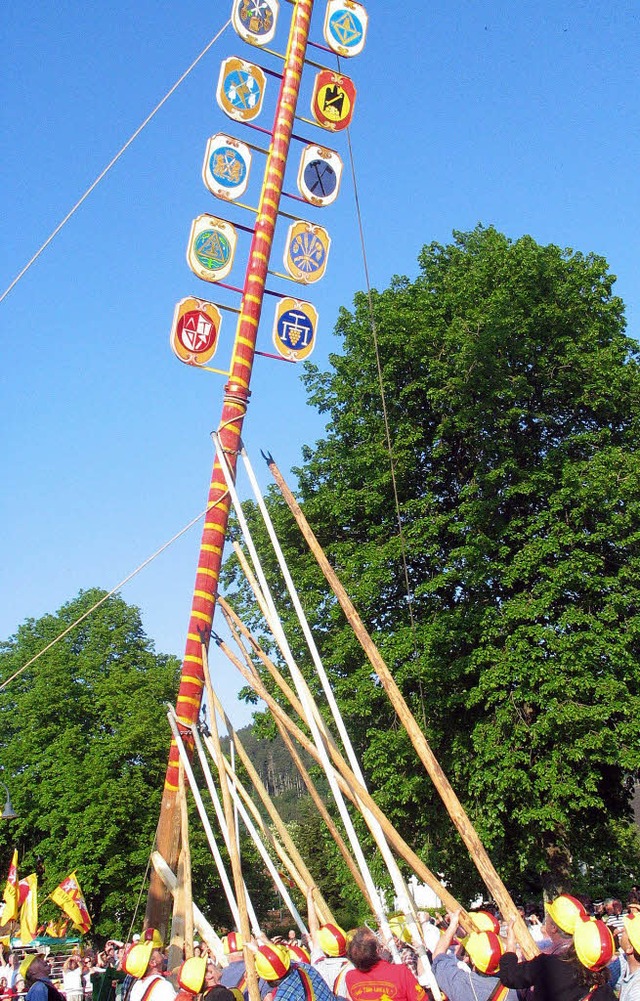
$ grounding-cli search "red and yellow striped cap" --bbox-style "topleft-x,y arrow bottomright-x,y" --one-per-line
223,932 -> 244,955
466,931 -> 504,975
574,917 -> 615,971
255,943 -> 291,981
317,923 -> 347,957
287,944 -> 310,963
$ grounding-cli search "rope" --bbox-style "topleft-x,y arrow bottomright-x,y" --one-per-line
339,58 -> 426,725
0,20 -> 231,306
0,490 -> 229,691
125,852 -> 153,944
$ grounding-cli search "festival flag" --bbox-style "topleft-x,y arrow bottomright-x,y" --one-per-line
44,919 -> 59,937
19,874 -> 38,944
2,850 -> 19,923
50,872 -> 91,933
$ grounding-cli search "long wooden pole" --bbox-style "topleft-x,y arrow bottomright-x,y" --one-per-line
213,624 -> 476,930
147,0 -> 315,934
150,851 -> 226,964
266,458 -> 539,959
203,645 -> 261,1001
168,763 -> 192,971
217,603 -> 372,910
216,751 -> 313,914
207,683 -> 336,924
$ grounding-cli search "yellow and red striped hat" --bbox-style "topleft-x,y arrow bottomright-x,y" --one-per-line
122,942 -> 154,978
223,932 -> 244,955
465,931 -> 504,975
471,912 -> 501,935
574,917 -> 615,971
287,944 -> 310,963
178,957 -> 207,994
255,943 -> 291,982
624,912 -> 640,954
143,928 -> 164,948
317,923 -> 347,957
546,895 -> 587,935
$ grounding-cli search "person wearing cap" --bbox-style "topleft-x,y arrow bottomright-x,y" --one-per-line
305,888 -> 352,992
218,934 -> 269,1000
499,911 -> 616,1001
22,955 -> 65,1001
344,928 -> 426,1001
540,897 -> 589,957
219,935 -> 246,992
431,909 -> 518,1001
201,960 -> 237,1001
123,943 -> 175,1001
618,913 -> 640,1001
254,942 -> 336,1001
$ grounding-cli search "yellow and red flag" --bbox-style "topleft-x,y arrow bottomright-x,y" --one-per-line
19,874 -> 38,944
2,850 -> 19,924
49,872 -> 91,933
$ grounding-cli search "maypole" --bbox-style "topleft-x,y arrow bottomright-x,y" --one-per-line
147,0 -> 316,932
149,0 -> 367,933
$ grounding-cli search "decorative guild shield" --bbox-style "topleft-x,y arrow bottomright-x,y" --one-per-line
170,298 -> 222,366
272,298 -> 318,361
187,215 -> 237,283
297,145 -> 343,206
283,221 -> 331,284
203,134 -> 252,200
310,70 -> 356,131
216,56 -> 266,122
232,0 -> 279,46
323,1 -> 368,57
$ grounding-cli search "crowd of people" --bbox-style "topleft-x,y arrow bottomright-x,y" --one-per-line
6,888 -> 640,1001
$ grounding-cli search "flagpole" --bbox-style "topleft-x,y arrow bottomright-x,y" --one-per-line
147,0 -> 316,934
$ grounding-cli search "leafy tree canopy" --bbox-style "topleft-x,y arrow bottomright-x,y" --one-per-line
0,589 -> 182,939
225,225 -> 640,903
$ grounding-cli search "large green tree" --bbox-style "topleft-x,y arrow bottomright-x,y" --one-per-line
225,225 -> 640,903
0,590 -> 182,938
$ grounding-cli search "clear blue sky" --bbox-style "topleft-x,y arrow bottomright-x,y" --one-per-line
2,2 -> 639,728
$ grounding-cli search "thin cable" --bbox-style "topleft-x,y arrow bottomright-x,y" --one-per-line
0,490 -> 229,691
125,852 -> 152,944
0,20 -> 231,306
339,58 -> 427,724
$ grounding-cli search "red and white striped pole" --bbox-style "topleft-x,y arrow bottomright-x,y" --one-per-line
146,0 -> 315,934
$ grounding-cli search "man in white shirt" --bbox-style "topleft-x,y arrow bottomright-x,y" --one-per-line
124,944 -> 176,1001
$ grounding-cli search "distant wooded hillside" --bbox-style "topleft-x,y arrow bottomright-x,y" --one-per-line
222,724 -> 325,823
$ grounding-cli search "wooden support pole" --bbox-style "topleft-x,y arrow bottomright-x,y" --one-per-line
213,622 -> 476,931
180,762 -> 194,958
150,851 -> 226,965
266,459 -> 538,959
168,760 -> 185,972
202,645 -> 262,1001
216,750 -> 312,912
219,598 -> 374,909
206,683 -> 336,925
